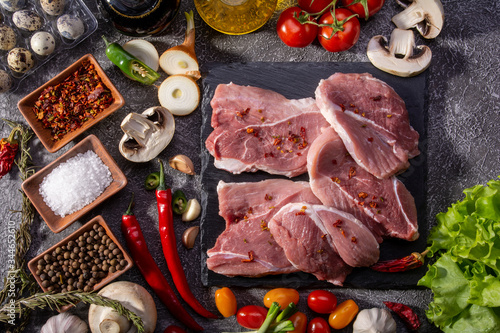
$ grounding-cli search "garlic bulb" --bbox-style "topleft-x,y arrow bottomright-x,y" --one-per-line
41,312 -> 88,333
353,308 -> 397,333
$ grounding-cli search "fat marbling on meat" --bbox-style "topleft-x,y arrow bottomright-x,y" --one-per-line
315,73 -> 420,179
269,203 -> 379,286
308,127 -> 419,241
205,83 -> 330,177
206,179 -> 322,277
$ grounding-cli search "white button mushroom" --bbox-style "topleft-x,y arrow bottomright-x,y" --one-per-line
392,0 -> 445,39
88,281 -> 157,333
119,106 -> 175,163
367,28 -> 432,77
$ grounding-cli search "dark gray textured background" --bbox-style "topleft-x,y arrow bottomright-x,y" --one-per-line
0,0 -> 498,332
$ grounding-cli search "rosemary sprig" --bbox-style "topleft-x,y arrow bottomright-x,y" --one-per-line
0,291 -> 145,333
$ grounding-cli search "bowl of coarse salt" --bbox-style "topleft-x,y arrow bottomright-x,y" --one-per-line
22,135 -> 127,233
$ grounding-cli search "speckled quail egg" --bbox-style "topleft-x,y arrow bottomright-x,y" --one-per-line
7,47 -> 34,73
40,0 -> 65,16
57,14 -> 84,40
13,10 -> 43,32
0,69 -> 12,93
0,24 -> 16,51
0,0 -> 25,12
30,31 -> 55,56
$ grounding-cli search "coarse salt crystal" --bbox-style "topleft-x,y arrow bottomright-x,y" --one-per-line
39,150 -> 113,217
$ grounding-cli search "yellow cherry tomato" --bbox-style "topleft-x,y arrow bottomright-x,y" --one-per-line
289,311 -> 307,333
263,288 -> 300,309
328,299 -> 359,329
215,287 -> 237,317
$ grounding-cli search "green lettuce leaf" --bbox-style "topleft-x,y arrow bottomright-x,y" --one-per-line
442,304 -> 500,333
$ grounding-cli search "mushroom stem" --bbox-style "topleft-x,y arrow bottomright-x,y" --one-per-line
121,113 -> 158,148
391,0 -> 444,39
392,4 -> 425,31
98,311 -> 132,333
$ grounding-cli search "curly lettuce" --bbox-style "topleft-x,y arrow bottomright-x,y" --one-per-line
418,177 -> 500,332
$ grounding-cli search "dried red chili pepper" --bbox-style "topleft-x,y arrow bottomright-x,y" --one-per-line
384,301 -> 421,330
370,250 -> 428,272
0,122 -> 21,179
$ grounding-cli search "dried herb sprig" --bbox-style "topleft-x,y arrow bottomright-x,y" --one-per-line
0,290 -> 145,333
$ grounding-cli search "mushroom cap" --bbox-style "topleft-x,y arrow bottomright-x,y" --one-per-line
367,29 -> 432,77
392,0 -> 444,39
119,106 -> 175,163
88,281 -> 157,333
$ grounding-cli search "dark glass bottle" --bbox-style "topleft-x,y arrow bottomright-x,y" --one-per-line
97,0 -> 181,37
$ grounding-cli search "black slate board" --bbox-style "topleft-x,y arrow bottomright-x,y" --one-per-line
200,62 -> 428,289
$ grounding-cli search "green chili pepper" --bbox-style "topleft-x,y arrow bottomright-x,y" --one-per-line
145,172 -> 160,190
172,190 -> 188,215
102,36 -> 160,85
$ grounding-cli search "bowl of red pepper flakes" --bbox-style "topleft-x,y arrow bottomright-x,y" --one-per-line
17,54 -> 125,153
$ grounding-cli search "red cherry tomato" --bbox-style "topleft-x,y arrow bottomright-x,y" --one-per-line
341,0 -> 385,19
263,288 -> 300,309
237,305 -> 269,329
307,317 -> 331,333
164,325 -> 186,333
298,0 -> 333,13
290,311 -> 308,333
317,8 -> 360,52
307,290 -> 338,314
277,7 -> 318,48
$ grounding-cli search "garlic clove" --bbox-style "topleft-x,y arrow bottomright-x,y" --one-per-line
169,154 -> 195,175
41,312 -> 89,333
182,198 -> 201,222
182,226 -> 200,249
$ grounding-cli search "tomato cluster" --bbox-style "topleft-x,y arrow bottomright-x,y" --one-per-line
276,0 -> 385,52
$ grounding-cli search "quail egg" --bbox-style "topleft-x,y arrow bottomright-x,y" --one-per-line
57,14 -> 84,40
0,24 -> 16,51
31,31 -> 55,56
7,47 -> 34,74
40,0 -> 65,16
0,69 -> 12,93
0,0 -> 25,12
13,10 -> 43,32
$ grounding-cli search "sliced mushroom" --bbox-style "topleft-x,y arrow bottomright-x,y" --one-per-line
392,0 -> 444,39
119,106 -> 175,163
367,28 -> 432,77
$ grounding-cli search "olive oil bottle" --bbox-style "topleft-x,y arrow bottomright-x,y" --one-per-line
194,0 -> 278,35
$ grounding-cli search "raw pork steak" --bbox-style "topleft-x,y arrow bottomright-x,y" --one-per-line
315,73 -> 420,179
206,83 -> 330,177
206,179 -> 322,277
269,203 -> 379,286
308,127 -> 419,241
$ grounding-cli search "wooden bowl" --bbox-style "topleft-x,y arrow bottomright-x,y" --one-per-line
22,134 -> 127,233
17,54 -> 125,153
27,215 -> 133,295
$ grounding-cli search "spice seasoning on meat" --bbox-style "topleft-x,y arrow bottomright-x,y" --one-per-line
358,192 -> 368,199
32,60 -> 114,141
241,251 -> 254,263
348,166 -> 356,179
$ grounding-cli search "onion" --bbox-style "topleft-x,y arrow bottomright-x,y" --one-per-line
158,75 -> 200,116
123,39 -> 159,72
159,11 -> 200,80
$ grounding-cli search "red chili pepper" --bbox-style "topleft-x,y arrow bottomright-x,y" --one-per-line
0,123 -> 21,179
156,159 -> 218,319
384,301 -> 421,330
121,193 -> 204,331
370,250 -> 428,272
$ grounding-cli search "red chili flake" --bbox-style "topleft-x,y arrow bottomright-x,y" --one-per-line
351,236 -> 357,243
321,234 -> 327,239
367,137 -> 374,142
261,220 -> 269,231
246,128 -> 254,134
257,109 -> 262,113
369,201 -> 378,208
260,117 -> 265,122
264,194 -> 273,201
354,109 -> 359,114
243,215 -> 248,220
341,229 -> 346,237
300,127 -> 306,140
241,251 -> 254,263
371,251 -> 428,272
358,192 -> 368,199
32,60 -> 114,141
296,152 -> 302,156
295,206 -> 307,216
361,112 -> 366,117
333,220 -> 342,227
273,138 -> 282,146
247,208 -> 253,215
297,142 -> 308,149
348,166 -> 356,179
339,104 -> 345,111
371,95 -> 382,101
331,177 -> 341,184
372,196 -> 377,200
358,201 -> 365,206
384,302 -> 421,330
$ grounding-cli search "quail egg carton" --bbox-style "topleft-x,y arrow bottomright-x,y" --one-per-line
0,0 -> 98,93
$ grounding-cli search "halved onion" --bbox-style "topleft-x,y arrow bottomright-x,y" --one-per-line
123,39 -> 159,71
158,75 -> 200,116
